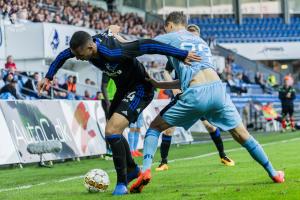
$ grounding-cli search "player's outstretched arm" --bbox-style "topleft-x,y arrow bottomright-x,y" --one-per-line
106,25 -> 130,43
96,37 -> 200,65
121,39 -> 201,64
45,48 -> 74,80
38,48 -> 74,95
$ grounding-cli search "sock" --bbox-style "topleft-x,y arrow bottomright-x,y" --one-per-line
106,134 -> 127,184
120,135 -> 137,170
142,128 -> 161,172
133,132 -> 139,151
128,132 -> 135,151
243,136 -> 277,177
281,119 -> 286,129
160,134 -> 172,164
209,128 -> 226,158
290,117 -> 295,128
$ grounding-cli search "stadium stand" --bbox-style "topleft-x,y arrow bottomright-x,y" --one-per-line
0,0 -> 164,38
189,17 -> 300,43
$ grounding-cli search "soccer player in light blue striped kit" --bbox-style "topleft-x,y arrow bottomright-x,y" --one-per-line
130,12 -> 285,193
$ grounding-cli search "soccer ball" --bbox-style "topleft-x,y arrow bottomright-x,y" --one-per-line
84,169 -> 110,192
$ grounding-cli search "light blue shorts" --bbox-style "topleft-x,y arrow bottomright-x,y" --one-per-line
160,81 -> 242,131
129,113 -> 144,128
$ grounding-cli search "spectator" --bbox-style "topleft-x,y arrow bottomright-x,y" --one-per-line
261,102 -> 281,123
235,73 -> 245,87
255,72 -> 272,94
0,78 -> 20,99
226,74 -> 247,94
62,75 -> 76,93
3,71 -> 14,83
93,91 -> 103,100
267,74 -> 278,88
85,78 -> 91,85
49,76 -> 67,98
242,72 -> 252,84
0,70 -> 5,89
223,64 -> 232,78
226,54 -> 235,65
22,72 -> 39,97
83,90 -> 92,100
5,56 -> 17,72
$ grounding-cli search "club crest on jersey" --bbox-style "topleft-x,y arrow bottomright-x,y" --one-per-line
105,63 -> 119,71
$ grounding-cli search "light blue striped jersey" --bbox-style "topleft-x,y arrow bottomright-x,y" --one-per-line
154,29 -> 215,91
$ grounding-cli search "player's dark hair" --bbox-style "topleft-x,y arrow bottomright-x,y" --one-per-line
165,11 -> 187,26
70,31 -> 92,50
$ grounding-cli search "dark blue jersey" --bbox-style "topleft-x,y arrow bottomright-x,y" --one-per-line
45,31 -> 188,90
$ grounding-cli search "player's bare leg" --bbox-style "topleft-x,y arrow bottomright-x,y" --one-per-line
229,123 -> 285,183
130,115 -> 171,193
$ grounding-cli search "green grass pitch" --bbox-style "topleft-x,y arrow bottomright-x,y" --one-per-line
0,132 -> 300,200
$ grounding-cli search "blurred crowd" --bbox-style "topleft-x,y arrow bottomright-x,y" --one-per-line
0,1 -> 297,101
217,55 -> 286,95
0,55 -> 103,100
0,0 -> 164,38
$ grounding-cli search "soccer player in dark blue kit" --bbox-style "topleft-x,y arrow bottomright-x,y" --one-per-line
37,29 -> 200,196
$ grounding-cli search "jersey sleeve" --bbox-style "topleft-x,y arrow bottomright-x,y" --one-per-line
45,48 -> 74,80
153,33 -> 173,44
95,38 -> 188,61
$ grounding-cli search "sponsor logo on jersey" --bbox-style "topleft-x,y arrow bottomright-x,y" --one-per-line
103,70 -> 122,77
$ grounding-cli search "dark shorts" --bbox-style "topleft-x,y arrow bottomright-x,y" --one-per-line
282,103 -> 294,116
108,83 -> 154,123
160,93 -> 181,116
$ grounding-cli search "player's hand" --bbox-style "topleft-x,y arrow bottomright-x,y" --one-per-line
286,93 -> 291,98
172,89 -> 182,96
108,25 -> 121,35
37,78 -> 52,96
184,51 -> 201,65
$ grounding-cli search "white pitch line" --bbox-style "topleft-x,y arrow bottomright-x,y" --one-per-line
0,137 -> 299,193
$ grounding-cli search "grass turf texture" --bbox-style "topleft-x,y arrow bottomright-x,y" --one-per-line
0,131 -> 300,200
